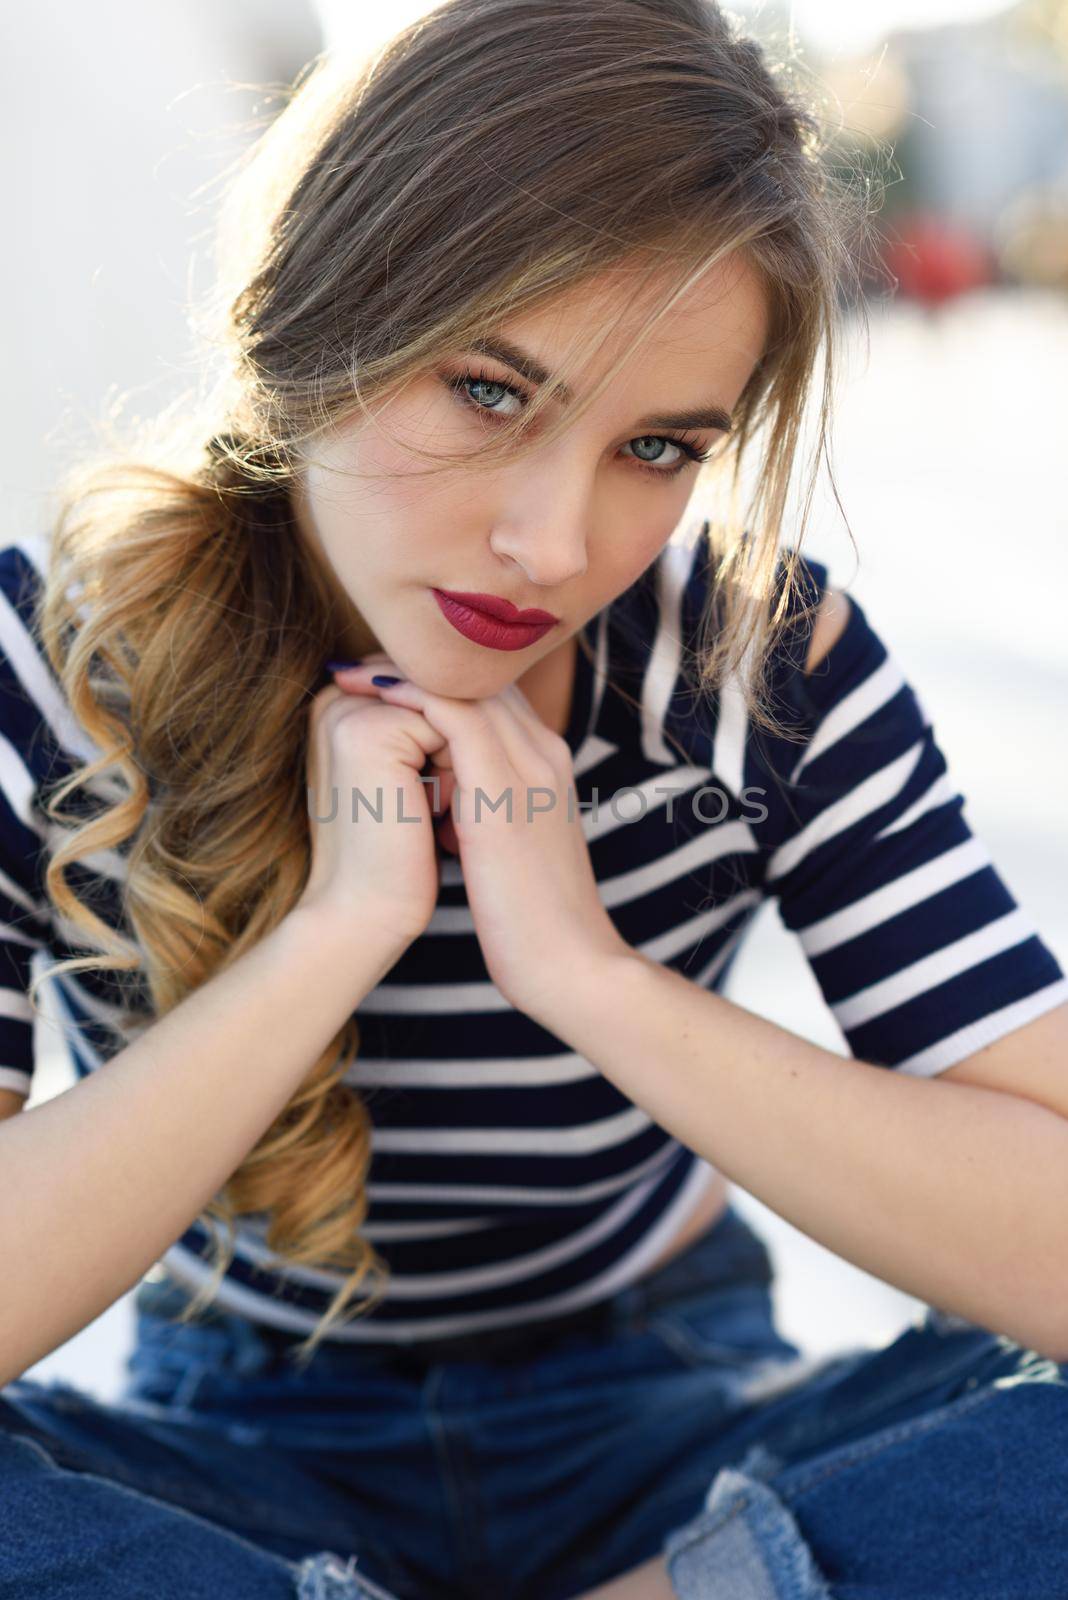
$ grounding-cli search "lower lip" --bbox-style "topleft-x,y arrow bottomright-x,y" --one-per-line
431,590 -> 557,651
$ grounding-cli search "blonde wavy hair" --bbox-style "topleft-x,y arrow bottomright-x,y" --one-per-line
30,0 -> 871,1364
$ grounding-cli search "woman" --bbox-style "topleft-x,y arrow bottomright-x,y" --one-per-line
1,1 -> 1066,1596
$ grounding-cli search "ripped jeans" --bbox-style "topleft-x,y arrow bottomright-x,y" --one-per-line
2,1203 -> 1067,1599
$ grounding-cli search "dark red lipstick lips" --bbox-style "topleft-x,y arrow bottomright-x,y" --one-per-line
430,589 -> 559,651
435,590 -> 559,625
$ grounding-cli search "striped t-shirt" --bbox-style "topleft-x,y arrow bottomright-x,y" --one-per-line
2,531 -> 1065,1345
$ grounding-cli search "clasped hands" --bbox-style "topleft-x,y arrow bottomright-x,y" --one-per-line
329,654 -> 630,1023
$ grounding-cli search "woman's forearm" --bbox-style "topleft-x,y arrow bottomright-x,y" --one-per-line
0,906 -> 406,1386
536,947 -> 1068,1360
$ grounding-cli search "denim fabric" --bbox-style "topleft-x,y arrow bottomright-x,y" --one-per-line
2,1203 -> 1066,1599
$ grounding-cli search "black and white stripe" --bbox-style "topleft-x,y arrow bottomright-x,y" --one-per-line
1,532 -> 1063,1343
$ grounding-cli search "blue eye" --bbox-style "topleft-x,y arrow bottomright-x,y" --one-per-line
457,374 -> 520,415
444,368 -> 712,480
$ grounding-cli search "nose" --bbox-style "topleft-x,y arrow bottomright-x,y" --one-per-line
488,460 -> 591,589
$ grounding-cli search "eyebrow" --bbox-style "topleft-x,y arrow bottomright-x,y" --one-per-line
466,334 -> 735,435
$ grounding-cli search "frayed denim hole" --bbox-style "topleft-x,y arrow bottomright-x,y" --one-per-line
296,1550 -> 402,1599
732,1438 -> 787,1484
664,1467 -> 835,1600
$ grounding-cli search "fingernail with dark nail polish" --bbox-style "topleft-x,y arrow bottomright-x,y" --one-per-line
325,659 -> 363,671
371,675 -> 403,687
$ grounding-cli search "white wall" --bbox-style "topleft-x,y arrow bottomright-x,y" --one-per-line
5,0 -> 320,1402
2,0 -> 321,542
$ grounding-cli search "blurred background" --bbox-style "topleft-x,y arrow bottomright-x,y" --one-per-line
5,0 -> 1066,1402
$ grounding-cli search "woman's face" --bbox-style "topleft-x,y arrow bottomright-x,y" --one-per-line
291,252 -> 769,701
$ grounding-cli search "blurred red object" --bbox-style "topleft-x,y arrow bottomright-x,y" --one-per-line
882,212 -> 994,306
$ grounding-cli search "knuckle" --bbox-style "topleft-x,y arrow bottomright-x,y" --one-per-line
307,682 -> 341,723
526,755 -> 558,789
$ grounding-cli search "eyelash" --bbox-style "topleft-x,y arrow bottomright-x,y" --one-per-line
443,367 -> 713,480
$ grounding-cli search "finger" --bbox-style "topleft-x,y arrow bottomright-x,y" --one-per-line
328,658 -> 397,694
329,661 -> 463,768
426,765 -> 457,818
322,691 -> 453,779
337,664 -> 521,774
337,663 -> 559,776
465,688 -> 559,772
495,682 -> 568,752
368,679 -> 520,801
339,667 -> 466,801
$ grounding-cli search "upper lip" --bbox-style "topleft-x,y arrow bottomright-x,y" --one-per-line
436,590 -> 559,625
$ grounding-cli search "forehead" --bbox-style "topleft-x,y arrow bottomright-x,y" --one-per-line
495,252 -> 770,388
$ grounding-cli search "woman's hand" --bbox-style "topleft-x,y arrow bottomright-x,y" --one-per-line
298,664 -> 449,952
330,656 -> 631,1021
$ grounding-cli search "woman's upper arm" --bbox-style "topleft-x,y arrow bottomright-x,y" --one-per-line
757,556 -> 1068,1078
939,1000 -> 1068,1116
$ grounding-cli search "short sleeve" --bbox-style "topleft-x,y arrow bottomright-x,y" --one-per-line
0,544 -> 59,1099
756,555 -> 1068,1077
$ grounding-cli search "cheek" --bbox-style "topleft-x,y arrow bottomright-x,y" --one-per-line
364,421 -> 475,529
594,512 -> 683,610
624,517 -> 681,581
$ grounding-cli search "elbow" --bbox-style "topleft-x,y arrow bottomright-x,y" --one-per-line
1027,1250 -> 1068,1365
987,1223 -> 1068,1365
947,1274 -> 1068,1367
1002,1283 -> 1068,1368
1020,1335 -> 1068,1368
1024,1316 -> 1068,1369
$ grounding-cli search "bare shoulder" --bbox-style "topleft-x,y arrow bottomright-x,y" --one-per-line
803,586 -> 852,675
0,1088 -> 26,1120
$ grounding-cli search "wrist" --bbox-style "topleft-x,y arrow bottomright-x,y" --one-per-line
280,900 -> 414,1004
519,935 -> 638,1033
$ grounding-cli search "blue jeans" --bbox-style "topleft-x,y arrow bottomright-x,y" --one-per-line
2,1203 -> 1067,1598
